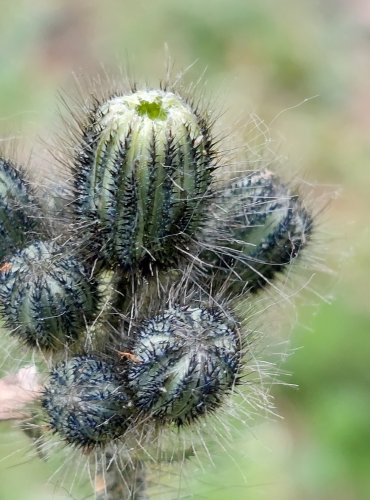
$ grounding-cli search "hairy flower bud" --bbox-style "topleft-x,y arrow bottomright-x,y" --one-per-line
42,355 -> 132,448
0,241 -> 98,350
200,170 -> 313,293
73,89 -> 216,271
126,305 -> 241,426
0,157 -> 43,260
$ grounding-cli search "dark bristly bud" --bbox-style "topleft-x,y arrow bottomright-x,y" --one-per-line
200,170 -> 313,293
0,157 -> 43,260
42,355 -> 132,448
0,241 -> 98,350
126,305 -> 241,426
73,89 -> 216,271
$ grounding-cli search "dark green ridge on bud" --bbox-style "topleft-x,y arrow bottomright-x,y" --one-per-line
0,241 -> 98,350
73,89 -> 216,271
42,355 -> 132,449
126,305 -> 241,426
199,170 -> 313,293
0,157 -> 44,260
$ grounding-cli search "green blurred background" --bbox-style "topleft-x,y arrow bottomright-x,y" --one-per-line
1,0 -> 369,498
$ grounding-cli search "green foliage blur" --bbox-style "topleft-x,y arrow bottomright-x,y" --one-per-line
1,0 -> 369,498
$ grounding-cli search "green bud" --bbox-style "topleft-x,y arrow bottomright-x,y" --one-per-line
42,354 -> 132,448
200,170 -> 313,293
0,241 -> 98,350
74,89 -> 216,271
0,157 -> 43,260
126,305 -> 241,426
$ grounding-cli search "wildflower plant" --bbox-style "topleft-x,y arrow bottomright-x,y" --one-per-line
0,76 -> 314,499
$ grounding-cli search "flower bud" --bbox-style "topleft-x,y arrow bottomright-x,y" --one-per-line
200,170 -> 313,293
74,89 -> 215,271
127,305 -> 241,426
0,241 -> 98,350
42,355 -> 132,448
0,157 -> 43,260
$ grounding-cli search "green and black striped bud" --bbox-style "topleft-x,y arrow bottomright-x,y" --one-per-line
200,170 -> 313,293
73,89 -> 216,272
126,305 -> 241,426
0,241 -> 98,350
42,354 -> 132,448
0,157 -> 43,260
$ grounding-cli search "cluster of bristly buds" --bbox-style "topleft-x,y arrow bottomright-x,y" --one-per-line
0,85 -> 313,495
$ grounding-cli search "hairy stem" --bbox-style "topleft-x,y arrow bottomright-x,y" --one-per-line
96,456 -> 147,500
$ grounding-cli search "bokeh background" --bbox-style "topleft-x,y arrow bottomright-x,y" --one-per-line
1,0 -> 369,499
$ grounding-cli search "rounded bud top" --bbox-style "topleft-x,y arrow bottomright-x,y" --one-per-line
97,90 -> 203,144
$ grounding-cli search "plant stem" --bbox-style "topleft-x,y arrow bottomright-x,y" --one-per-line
96,456 -> 148,500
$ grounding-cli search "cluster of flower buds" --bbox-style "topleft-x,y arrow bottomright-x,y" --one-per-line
0,86 -> 312,471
